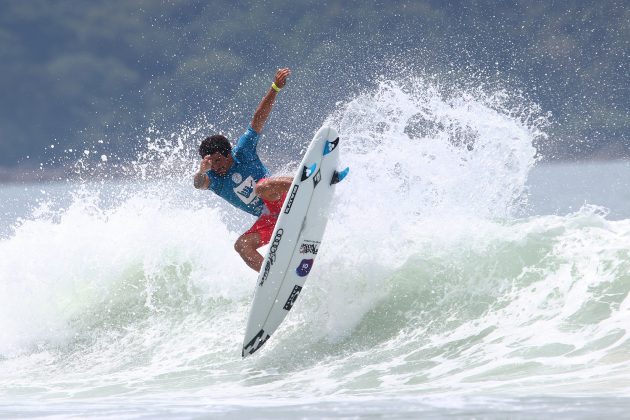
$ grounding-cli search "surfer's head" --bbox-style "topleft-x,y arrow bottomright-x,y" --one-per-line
199,135 -> 233,175
199,134 -> 231,157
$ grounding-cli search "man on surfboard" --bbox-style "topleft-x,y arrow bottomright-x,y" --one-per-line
194,68 -> 292,272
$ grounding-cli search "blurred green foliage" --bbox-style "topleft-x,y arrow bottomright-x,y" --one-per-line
0,0 -> 628,167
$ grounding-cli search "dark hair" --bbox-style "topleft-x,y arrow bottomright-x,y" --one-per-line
199,135 -> 231,157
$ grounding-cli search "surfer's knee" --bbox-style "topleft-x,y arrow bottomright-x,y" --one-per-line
234,234 -> 258,255
234,234 -> 263,271
234,237 -> 247,254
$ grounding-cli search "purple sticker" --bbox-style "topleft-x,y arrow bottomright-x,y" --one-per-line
296,259 -> 314,277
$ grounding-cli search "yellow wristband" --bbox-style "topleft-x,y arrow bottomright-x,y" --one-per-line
271,82 -> 281,92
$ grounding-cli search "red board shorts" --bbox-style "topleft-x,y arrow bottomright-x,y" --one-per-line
244,180 -> 287,247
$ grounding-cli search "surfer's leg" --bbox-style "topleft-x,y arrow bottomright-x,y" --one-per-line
255,177 -> 292,202
238,210 -> 280,272
234,232 -> 264,272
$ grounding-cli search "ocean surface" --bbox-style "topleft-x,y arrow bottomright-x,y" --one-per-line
1,79 -> 629,419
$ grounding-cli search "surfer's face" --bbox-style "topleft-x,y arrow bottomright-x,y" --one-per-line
208,152 -> 232,176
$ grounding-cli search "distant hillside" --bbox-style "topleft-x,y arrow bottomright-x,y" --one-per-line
0,0 -> 628,167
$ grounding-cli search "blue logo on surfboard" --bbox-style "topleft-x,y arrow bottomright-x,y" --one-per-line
296,259 -> 314,277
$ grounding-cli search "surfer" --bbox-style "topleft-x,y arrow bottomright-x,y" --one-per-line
194,68 -> 292,272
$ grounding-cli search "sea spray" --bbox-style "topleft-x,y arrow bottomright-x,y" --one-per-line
301,77 -> 544,344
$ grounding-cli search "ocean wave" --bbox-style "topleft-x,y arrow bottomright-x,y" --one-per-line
1,76 -> 628,398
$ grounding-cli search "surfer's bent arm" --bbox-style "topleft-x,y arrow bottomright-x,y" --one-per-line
250,68 -> 291,133
193,157 -> 211,190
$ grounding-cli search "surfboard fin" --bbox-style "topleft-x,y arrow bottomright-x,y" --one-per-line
323,137 -> 340,155
301,163 -> 317,181
331,167 -> 349,185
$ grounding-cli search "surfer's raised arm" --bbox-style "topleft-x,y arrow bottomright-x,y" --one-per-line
250,68 -> 291,133
193,67 -> 295,273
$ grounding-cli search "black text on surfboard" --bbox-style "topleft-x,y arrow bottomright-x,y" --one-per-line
284,185 -> 299,214
283,285 -> 303,311
242,329 -> 270,356
313,169 -> 321,187
259,229 -> 284,287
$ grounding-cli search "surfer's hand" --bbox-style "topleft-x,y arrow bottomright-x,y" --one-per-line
200,155 -> 212,172
274,68 -> 291,89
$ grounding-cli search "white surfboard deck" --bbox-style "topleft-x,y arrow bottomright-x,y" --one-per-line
242,126 -> 347,357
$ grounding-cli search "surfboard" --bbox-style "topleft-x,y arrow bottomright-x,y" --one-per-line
242,126 -> 348,358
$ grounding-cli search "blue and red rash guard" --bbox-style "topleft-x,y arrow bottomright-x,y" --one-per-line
206,127 -> 270,216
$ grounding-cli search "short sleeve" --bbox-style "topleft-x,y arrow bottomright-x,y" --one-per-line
233,126 -> 260,162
